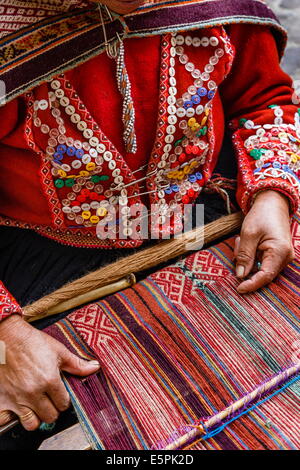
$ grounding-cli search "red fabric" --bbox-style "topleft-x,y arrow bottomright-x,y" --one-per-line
0,281 -> 22,322
0,24 -> 299,319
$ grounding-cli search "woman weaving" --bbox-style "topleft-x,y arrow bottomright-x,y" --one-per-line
0,0 -> 299,440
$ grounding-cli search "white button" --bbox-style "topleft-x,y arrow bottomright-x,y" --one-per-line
170,47 -> 176,57
210,37 -> 219,47
169,77 -> 177,87
71,113 -> 81,124
89,148 -> 98,158
192,37 -> 201,47
169,86 -> 177,96
65,105 -> 75,115
168,115 -> 177,125
166,125 -> 176,134
196,105 -> 204,115
175,35 -> 184,45
108,160 -> 116,170
55,89 -> 64,99
165,134 -> 174,144
170,57 -> 175,67
51,80 -> 61,90
164,143 -> 172,152
96,143 -> 106,153
61,164 -> 71,172
60,97 -> 69,107
83,129 -> 93,139
77,121 -> 87,131
185,35 -> 192,46
89,136 -> 99,147
72,160 -> 82,169
167,95 -> 176,105
168,105 -> 176,115
185,62 -> 195,72
104,151 -> 113,161
176,107 -> 186,117
39,99 -> 49,110
82,154 -> 91,164
192,69 -> 201,79
169,67 -> 175,77
186,108 -> 195,117
201,37 -> 210,47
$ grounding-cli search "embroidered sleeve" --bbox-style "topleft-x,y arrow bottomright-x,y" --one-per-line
221,25 -> 300,214
0,281 -> 23,322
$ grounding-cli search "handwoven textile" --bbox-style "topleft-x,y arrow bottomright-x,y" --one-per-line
46,212 -> 300,450
0,0 -> 286,104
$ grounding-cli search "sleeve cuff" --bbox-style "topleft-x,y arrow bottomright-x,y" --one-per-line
0,282 -> 23,322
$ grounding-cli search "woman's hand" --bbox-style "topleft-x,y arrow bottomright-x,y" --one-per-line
235,190 -> 294,294
0,315 -> 100,431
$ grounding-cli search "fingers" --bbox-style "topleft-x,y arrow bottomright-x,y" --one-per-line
47,377 -> 71,412
33,395 -> 59,424
235,228 -> 259,279
0,410 -> 15,426
58,345 -> 100,377
237,244 -> 294,294
18,407 -> 40,431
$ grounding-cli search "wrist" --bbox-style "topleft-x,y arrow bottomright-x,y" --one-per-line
252,190 -> 290,214
0,313 -> 25,339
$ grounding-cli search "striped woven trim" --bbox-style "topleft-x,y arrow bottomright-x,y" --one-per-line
0,0 -> 287,104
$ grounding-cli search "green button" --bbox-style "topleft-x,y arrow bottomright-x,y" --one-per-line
99,175 -> 109,181
268,104 -> 278,109
250,149 -> 262,160
65,178 -> 75,187
175,138 -> 183,147
239,118 -> 247,127
54,179 -> 64,188
298,108 -> 300,116
202,126 -> 208,135
91,175 -> 101,183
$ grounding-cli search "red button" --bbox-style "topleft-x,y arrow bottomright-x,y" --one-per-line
71,200 -> 79,206
179,153 -> 187,163
182,195 -> 190,204
90,192 -> 99,200
191,146 -> 199,155
188,189 -> 196,198
185,145 -> 192,154
98,195 -> 106,201
77,195 -> 86,203
81,189 -> 90,197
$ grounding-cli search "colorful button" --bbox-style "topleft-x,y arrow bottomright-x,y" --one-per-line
54,179 -> 64,188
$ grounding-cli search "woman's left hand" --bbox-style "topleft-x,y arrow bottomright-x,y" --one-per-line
235,190 -> 294,294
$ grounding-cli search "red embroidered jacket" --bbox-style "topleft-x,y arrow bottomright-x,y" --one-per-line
0,24 -> 299,321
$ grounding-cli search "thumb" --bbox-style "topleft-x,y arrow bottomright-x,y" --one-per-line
236,229 -> 258,279
59,347 -> 100,377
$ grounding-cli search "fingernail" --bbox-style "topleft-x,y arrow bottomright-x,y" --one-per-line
90,360 -> 100,367
236,265 -> 245,278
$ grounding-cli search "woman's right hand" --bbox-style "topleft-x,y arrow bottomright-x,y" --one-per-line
0,315 -> 100,430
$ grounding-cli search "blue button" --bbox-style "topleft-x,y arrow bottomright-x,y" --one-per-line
197,87 -> 207,97
57,145 -> 66,154
184,100 -> 193,109
165,187 -> 173,195
189,175 -> 197,183
67,146 -> 76,156
207,90 -> 215,100
75,149 -> 84,158
191,95 -> 201,104
195,172 -> 203,180
171,185 -> 179,192
273,162 -> 281,169
54,152 -> 63,160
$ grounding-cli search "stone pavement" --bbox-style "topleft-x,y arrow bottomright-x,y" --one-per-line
271,0 -> 300,81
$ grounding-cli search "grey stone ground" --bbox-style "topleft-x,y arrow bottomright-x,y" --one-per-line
271,0 -> 300,81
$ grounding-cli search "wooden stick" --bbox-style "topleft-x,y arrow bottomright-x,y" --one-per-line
26,274 -> 136,323
164,362 -> 300,450
24,212 -> 243,321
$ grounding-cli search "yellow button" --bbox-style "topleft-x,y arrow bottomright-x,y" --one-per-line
86,162 -> 96,171
183,165 -> 191,174
177,171 -> 184,180
190,160 -> 199,168
188,117 -> 196,127
82,211 -> 91,220
290,154 -> 298,163
201,116 -> 208,126
97,207 -> 108,217
79,171 -> 89,177
90,215 -> 100,224
167,172 -> 175,179
205,108 -> 210,116
191,124 -> 200,131
67,175 -> 77,178
58,170 -> 67,178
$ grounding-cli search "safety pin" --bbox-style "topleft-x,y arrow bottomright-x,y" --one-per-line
126,183 -> 169,199
111,168 -> 160,192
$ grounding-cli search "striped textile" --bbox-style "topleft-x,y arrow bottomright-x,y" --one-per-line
46,212 -> 300,450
